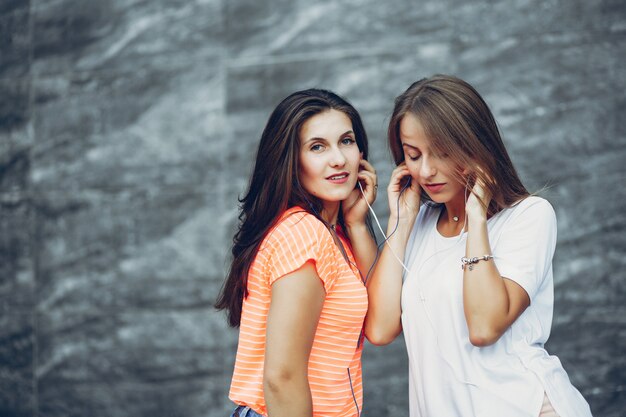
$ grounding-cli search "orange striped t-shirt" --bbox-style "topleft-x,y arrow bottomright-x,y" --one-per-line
229,207 -> 368,416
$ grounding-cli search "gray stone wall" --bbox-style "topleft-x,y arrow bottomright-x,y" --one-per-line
1,1 -> 624,416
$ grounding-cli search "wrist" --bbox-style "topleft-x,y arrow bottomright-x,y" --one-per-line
466,211 -> 487,225
388,213 -> 416,228
466,216 -> 486,234
344,221 -> 369,237
386,216 -> 415,238
461,254 -> 493,271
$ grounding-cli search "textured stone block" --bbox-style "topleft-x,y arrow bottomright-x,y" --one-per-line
0,313 -> 34,417
225,0 -> 622,59
33,187 -> 223,301
0,196 -> 35,313
0,3 -> 31,79
0,0 -> 28,16
37,310 -> 236,417
225,0 -> 456,58
32,0 -> 223,75
547,305 -> 626,417
0,77 -> 30,135
31,59 -> 224,190
578,0 -> 626,33
362,338 -> 409,417
0,120 -> 35,314
227,55 -> 386,114
31,184 -> 238,417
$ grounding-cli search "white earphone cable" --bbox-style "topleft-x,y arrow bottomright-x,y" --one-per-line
358,181 -> 411,273
357,179 -> 477,387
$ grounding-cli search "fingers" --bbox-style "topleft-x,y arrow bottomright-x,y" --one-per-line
471,172 -> 491,201
359,158 -> 376,174
389,163 -> 411,192
358,171 -> 376,189
466,166 -> 492,214
357,170 -> 377,204
357,158 -> 378,192
385,163 -> 421,218
342,160 -> 379,223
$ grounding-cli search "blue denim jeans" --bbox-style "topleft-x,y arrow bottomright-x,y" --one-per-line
229,405 -> 265,417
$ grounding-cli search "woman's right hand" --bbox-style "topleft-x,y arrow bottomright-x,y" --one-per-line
388,162 -> 421,222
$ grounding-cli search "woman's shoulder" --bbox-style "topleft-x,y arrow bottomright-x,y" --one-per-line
277,206 -> 326,231
266,206 -> 328,248
493,196 -> 557,231
508,196 -> 555,219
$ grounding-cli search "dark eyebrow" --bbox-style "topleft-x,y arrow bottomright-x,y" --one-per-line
304,130 -> 355,144
402,143 -> 419,150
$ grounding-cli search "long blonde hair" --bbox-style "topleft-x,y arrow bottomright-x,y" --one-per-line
388,74 -> 529,215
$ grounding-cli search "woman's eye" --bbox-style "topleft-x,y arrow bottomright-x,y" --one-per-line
408,153 -> 421,161
341,137 -> 356,145
311,144 -> 324,152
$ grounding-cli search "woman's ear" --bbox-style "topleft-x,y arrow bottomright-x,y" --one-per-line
459,166 -> 476,188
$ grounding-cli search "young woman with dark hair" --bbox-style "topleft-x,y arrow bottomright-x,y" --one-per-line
366,75 -> 592,417
215,89 -> 378,417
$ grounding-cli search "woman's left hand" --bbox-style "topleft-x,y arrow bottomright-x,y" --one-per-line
343,159 -> 377,227
465,172 -> 492,220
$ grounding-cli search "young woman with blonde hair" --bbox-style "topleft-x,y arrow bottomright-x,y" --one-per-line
366,75 -> 592,417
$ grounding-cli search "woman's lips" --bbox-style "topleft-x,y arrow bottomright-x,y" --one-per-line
326,172 -> 350,184
424,183 -> 445,192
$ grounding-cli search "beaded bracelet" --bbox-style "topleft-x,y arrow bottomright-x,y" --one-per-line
461,254 -> 494,271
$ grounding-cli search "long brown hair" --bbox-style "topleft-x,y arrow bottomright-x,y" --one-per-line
388,74 -> 529,215
215,89 -> 369,327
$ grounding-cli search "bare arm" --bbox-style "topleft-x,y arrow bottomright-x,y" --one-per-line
264,261 -> 325,417
364,164 -> 421,345
462,179 -> 530,346
345,223 -> 378,280
462,215 -> 530,346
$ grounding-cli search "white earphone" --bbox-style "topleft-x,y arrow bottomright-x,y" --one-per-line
357,179 -> 478,387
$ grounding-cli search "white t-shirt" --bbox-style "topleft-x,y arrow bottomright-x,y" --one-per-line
401,196 -> 592,417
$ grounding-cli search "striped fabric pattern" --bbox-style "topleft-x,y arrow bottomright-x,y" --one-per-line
229,207 -> 368,416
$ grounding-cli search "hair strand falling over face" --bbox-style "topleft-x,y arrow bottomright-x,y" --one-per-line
388,74 -> 529,216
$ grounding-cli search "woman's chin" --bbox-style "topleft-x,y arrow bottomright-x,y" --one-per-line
318,191 -> 353,205
426,193 -> 451,205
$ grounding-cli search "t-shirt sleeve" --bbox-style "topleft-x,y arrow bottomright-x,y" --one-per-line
265,213 -> 336,292
492,198 -> 557,301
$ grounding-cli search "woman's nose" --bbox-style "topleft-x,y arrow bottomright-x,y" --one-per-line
329,147 -> 347,167
420,156 -> 436,178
